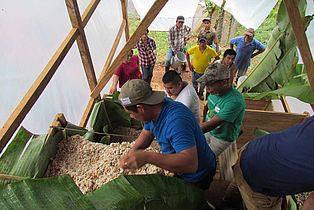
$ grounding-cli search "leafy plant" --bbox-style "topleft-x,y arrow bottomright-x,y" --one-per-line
238,0 -> 314,104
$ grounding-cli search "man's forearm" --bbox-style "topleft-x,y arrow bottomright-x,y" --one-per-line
145,147 -> 197,173
251,49 -> 265,58
131,130 -> 154,151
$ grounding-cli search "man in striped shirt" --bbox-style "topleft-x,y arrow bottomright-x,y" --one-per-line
165,15 -> 191,72
136,29 -> 157,86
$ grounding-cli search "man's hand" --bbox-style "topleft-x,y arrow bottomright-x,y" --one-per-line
109,86 -> 117,95
119,150 -> 147,170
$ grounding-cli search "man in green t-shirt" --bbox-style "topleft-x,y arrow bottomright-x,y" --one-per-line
197,63 -> 245,156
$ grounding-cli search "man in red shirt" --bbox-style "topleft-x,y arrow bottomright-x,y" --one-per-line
109,50 -> 141,94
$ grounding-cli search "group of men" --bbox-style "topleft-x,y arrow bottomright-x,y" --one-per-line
111,15 -> 313,209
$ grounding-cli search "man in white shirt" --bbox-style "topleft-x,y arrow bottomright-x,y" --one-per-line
162,70 -> 200,123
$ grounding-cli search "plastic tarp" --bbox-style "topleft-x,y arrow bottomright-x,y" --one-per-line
131,0 -> 200,31
0,0 -> 125,134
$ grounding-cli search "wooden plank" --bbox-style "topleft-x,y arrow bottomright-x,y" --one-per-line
245,99 -> 270,110
0,173 -> 26,181
81,0 -> 101,27
79,97 -> 98,127
280,96 -> 291,113
120,0 -> 130,40
283,0 -> 314,93
237,109 -> 308,148
79,20 -> 126,126
0,0 -> 101,152
99,20 -> 126,79
90,0 -> 169,98
66,0 -> 98,91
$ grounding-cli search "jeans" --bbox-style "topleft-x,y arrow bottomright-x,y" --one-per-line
141,64 -> 154,82
192,71 -> 205,95
165,48 -> 174,68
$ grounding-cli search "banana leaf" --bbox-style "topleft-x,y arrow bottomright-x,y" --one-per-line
84,98 -> 142,143
86,174 -> 211,210
0,127 -> 63,187
238,0 -> 314,104
0,175 -> 95,210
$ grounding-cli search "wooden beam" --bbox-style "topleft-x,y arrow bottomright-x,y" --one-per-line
81,0 -> 101,27
280,96 -> 292,113
79,20 -> 126,126
237,109 -> 308,148
66,0 -> 98,91
100,20 -> 126,79
0,0 -> 100,152
120,0 -> 130,40
79,97 -> 98,127
90,0 -> 168,98
283,0 -> 314,93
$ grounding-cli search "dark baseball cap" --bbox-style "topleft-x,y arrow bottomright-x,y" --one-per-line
198,35 -> 207,42
197,63 -> 230,85
176,16 -> 185,22
119,79 -> 165,106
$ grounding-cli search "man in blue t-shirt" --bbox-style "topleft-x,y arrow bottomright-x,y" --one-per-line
230,28 -> 265,80
233,116 -> 314,209
118,79 -> 216,190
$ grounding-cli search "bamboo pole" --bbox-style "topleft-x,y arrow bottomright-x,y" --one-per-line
283,0 -> 314,93
90,0 -> 169,98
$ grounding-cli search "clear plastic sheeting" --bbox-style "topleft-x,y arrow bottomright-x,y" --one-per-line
210,0 -> 277,29
0,0 -> 124,134
131,0 -> 200,31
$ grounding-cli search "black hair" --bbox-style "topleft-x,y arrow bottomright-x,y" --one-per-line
146,29 -> 149,34
124,105 -> 138,112
223,49 -> 236,58
162,70 -> 182,84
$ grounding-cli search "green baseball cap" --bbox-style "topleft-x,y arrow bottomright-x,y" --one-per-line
119,79 -> 165,106
197,63 -> 229,85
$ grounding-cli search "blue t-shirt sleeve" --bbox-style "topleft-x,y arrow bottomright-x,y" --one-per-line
230,37 -> 240,45
143,121 -> 153,131
217,101 -> 243,123
255,39 -> 265,50
167,118 -> 196,153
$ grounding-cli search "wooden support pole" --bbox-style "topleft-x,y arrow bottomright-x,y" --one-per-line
0,173 -> 26,181
91,0 -> 168,98
121,0 -> 130,40
0,0 -> 100,152
66,0 -> 98,91
283,0 -> 314,93
79,97 -> 97,127
79,20 -> 126,127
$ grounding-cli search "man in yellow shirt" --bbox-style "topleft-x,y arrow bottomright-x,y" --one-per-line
186,36 -> 219,100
